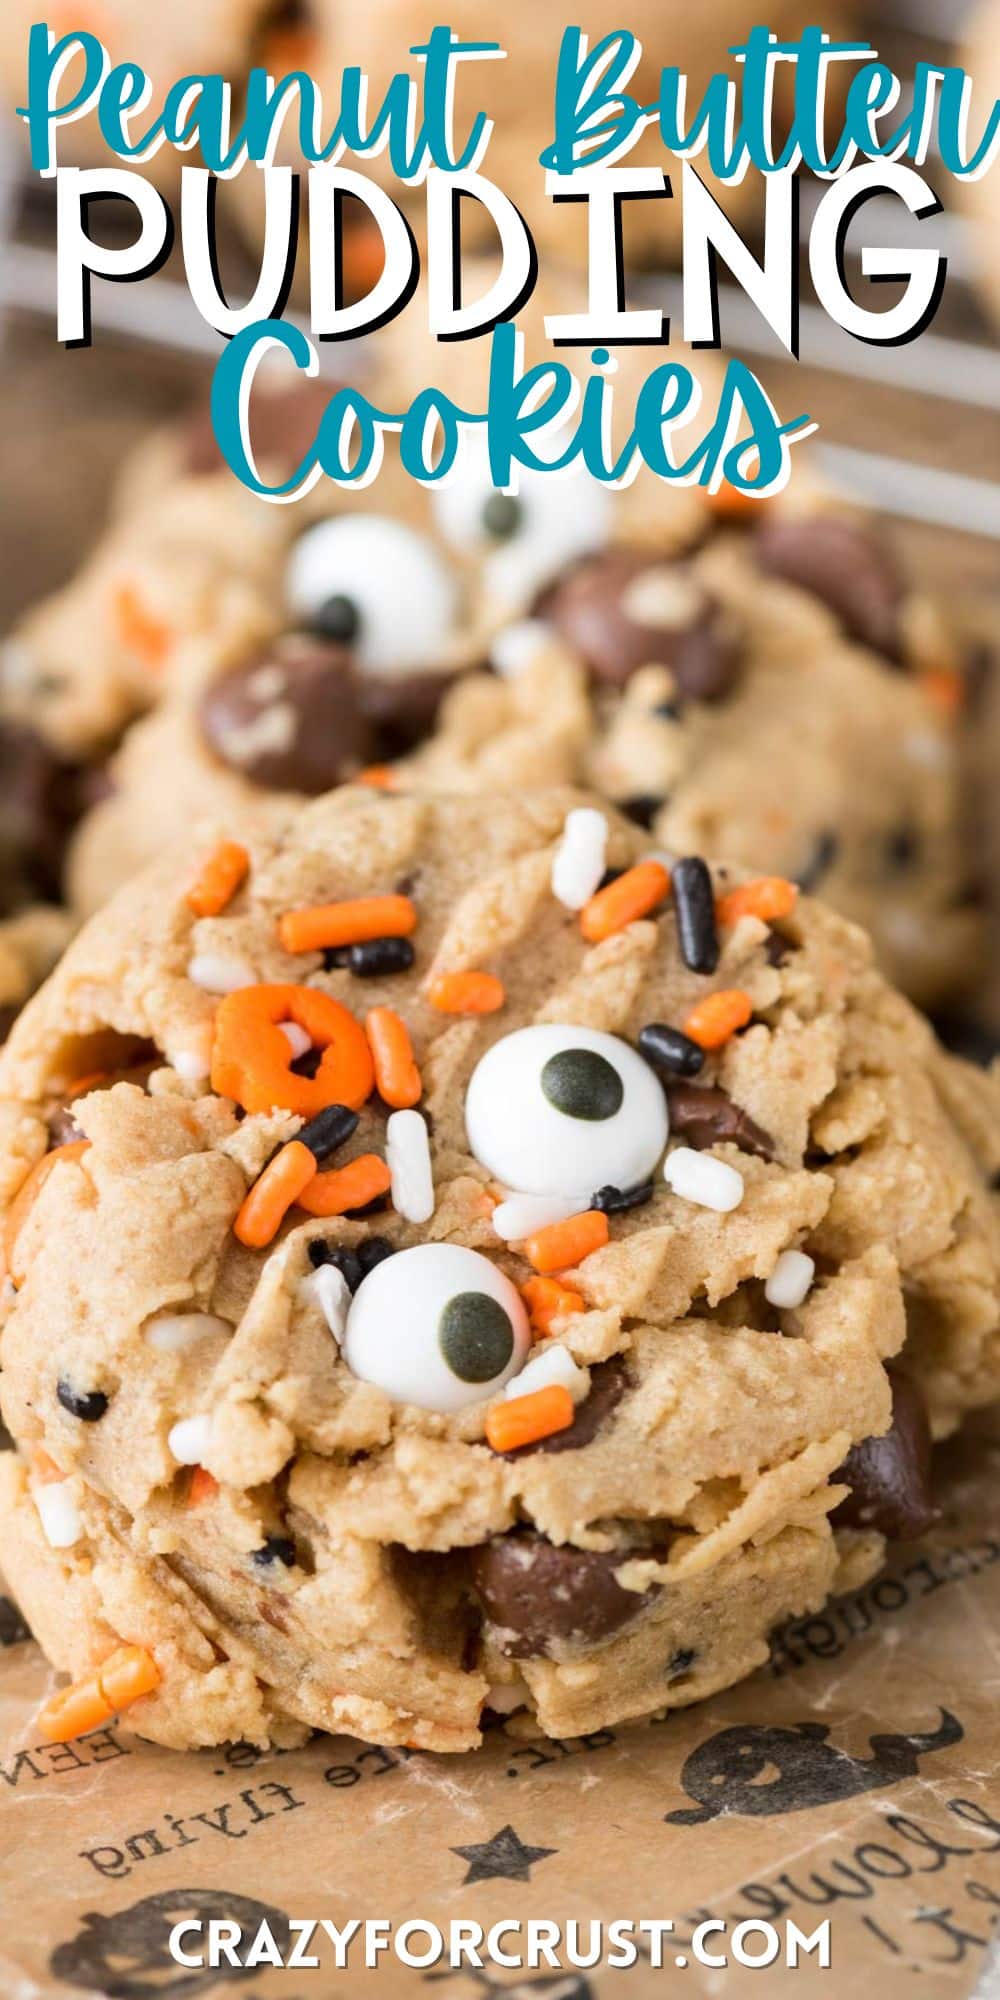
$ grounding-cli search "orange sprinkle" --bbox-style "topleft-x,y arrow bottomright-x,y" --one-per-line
36,1644 -> 161,1744
705,480 -> 761,521
717,876 -> 798,928
426,971 -> 505,1015
186,840 -> 250,919
234,1140 -> 317,1248
3,1141 -> 90,1286
921,666 -> 964,716
187,1466 -> 219,1508
523,1210 -> 609,1274
684,989 -> 754,1050
356,765 -> 398,791
279,894 -> 417,956
31,1447 -> 66,1486
341,215 -> 387,305
297,1153 -> 392,1218
211,983 -> 374,1117
579,859 -> 670,943
366,1008 -> 421,1109
519,1275 -> 585,1337
113,583 -> 171,670
485,1385 -> 575,1453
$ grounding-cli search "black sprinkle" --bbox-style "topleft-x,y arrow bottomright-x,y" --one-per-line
322,937 -> 415,977
667,1647 -> 696,1679
621,795 -> 665,831
638,1022 -> 704,1079
351,1193 -> 391,1218
356,1236 -> 396,1277
308,1241 -> 363,1292
796,831 -> 839,893
591,1181 -> 655,1214
672,856 -> 719,975
57,1379 -> 108,1423
297,1103 -> 360,1164
252,1535 -> 297,1569
886,824 -> 920,871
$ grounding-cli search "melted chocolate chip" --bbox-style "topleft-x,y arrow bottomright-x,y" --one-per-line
666,1082 -> 775,1161
181,379 -> 337,479
538,549 -> 742,700
0,722 -> 82,911
56,1379 -> 108,1423
468,1529 -> 657,1658
356,668 -> 456,757
832,1371 -> 937,1539
755,515 -> 905,661
199,634 -> 376,793
502,1358 -> 628,1459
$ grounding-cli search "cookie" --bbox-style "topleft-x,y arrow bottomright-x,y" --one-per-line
1,787 -> 997,1752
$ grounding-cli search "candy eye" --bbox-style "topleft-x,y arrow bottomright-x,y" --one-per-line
286,516 -> 459,678
342,1243 -> 530,1411
465,1025 -> 668,1199
432,433 -> 611,613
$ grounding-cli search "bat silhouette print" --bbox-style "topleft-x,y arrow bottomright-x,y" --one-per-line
666,1709 -> 963,1824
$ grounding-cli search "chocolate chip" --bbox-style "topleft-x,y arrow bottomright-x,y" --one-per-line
468,1528 -> 657,1657
755,515 -> 905,661
832,1371 -> 937,1540
199,634 -> 376,794
795,831 -> 840,894
538,549 -> 742,700
356,1237 -> 396,1278
621,795 -> 665,830
324,937 -> 415,977
356,668 -> 456,757
638,1023 -> 705,1079
181,379 -> 336,479
591,1181 -> 655,1214
666,1082 -> 775,1161
252,1535 -> 297,1569
296,1103 -> 359,1164
57,1379 -> 108,1423
502,1357 -> 629,1459
672,856 -> 719,975
439,1293 -> 515,1384
541,1048 -> 624,1122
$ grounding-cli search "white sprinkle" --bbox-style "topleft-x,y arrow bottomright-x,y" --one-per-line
169,1046 -> 211,1084
145,1312 -> 231,1354
167,1414 -> 213,1464
663,1147 -> 744,1213
187,952 -> 257,995
386,1110 -> 434,1224
506,1344 -> 589,1403
489,619 -> 549,680
551,807 -> 609,911
765,1249 -> 815,1309
34,1480 -> 83,1550
491,1191 -> 585,1242
905,729 -> 947,769
280,1021 -> 312,1062
299,1263 -> 351,1344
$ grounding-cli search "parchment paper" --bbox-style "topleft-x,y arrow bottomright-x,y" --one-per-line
0,1413 -> 999,2000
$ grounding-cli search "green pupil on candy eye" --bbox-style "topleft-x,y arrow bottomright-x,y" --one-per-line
541,1048 -> 624,1122
438,1292 -> 515,1383
481,492 -> 523,541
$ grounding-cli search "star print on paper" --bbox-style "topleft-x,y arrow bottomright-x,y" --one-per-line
451,1823 -> 558,1885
